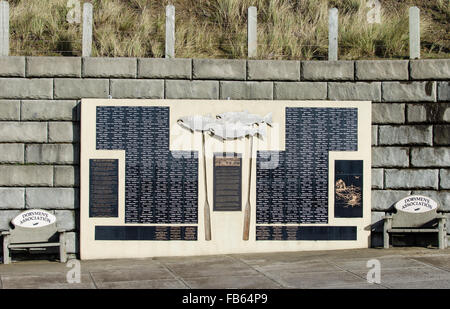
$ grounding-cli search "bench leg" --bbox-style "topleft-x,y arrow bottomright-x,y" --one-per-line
383,221 -> 390,249
59,233 -> 67,263
3,235 -> 11,264
438,220 -> 445,249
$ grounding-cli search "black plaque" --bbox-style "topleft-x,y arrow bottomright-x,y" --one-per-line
89,159 -> 119,217
213,153 -> 242,211
334,160 -> 363,218
255,225 -> 357,241
95,226 -> 198,241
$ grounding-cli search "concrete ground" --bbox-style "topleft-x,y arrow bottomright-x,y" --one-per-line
0,247 -> 449,289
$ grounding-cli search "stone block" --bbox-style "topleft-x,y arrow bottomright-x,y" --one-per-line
0,166 -> 53,186
0,188 -> 25,209
371,190 -> 411,211
110,79 -> 164,99
54,79 -> 109,99
434,125 -> 450,146
274,82 -> 327,100
54,210 -> 77,231
0,210 -> 22,230
0,100 -> 20,120
83,57 -> 137,78
26,57 -> 81,77
407,104 -> 427,123
247,60 -> 300,81
0,57 -> 25,77
138,58 -> 191,79
385,169 -> 439,190
25,144 -> 78,164
21,100 -> 78,121
0,78 -> 53,99
372,103 -> 405,124
165,80 -> 218,99
378,125 -> 432,145
48,122 -> 79,143
438,81 -> 449,101
65,232 -> 79,254
382,81 -> 436,102
193,59 -> 246,80
372,125 -> 378,146
54,166 -> 79,187
220,81 -> 273,100
0,122 -> 47,142
301,61 -> 354,80
26,188 -> 78,209
355,60 -> 408,80
328,82 -> 381,101
411,147 -> 449,167
372,147 -> 409,167
411,190 -> 450,212
440,169 -> 450,190
372,168 -> 383,189
410,59 -> 450,80
0,144 -> 24,163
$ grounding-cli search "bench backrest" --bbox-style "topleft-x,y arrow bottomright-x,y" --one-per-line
9,223 -> 58,244
391,209 -> 438,228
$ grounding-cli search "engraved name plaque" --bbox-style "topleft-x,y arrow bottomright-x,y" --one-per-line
213,153 -> 242,211
89,159 -> 119,217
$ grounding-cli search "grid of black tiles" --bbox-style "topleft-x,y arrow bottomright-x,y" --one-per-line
96,106 -> 198,224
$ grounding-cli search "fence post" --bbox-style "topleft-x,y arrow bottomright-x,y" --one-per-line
82,2 -> 93,57
165,5 -> 175,58
247,6 -> 257,58
328,8 -> 338,61
409,6 -> 420,59
0,0 -> 9,56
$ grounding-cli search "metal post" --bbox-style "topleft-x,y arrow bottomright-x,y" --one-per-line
247,6 -> 257,58
165,5 -> 175,58
82,2 -> 93,57
328,8 -> 338,61
0,0 -> 9,56
409,6 -> 420,59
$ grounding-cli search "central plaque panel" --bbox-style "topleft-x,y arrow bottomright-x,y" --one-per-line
213,153 -> 242,211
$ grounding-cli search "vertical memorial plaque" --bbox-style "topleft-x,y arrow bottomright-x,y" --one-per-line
334,160 -> 363,218
213,153 -> 242,211
89,159 -> 119,217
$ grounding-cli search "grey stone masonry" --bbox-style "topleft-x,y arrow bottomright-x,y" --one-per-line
438,81 -> 449,101
411,147 -> 449,167
372,125 -> 378,146
406,103 -> 450,124
54,78 -> 109,99
111,79 -> 164,99
165,80 -> 219,99
372,168 -> 383,189
328,82 -> 381,102
220,81 -> 273,100
26,188 -> 78,209
54,210 -> 77,231
54,166 -> 79,187
0,144 -> 24,164
0,57 -> 25,77
440,169 -> 450,189
372,104 -> 405,124
27,57 -> 81,77
385,169 -> 439,190
0,122 -> 47,142
378,125 -> 432,146
274,82 -> 327,100
382,81 -> 436,102
410,59 -> 450,80
25,144 -> 78,165
0,165 -> 53,186
356,60 -> 408,80
65,232 -> 78,254
407,104 -> 427,123
0,100 -> 20,120
434,125 -> 450,146
247,60 -> 300,81
21,100 -> 78,121
83,57 -> 137,78
0,78 -> 53,99
0,188 -> 25,209
48,122 -> 79,143
371,190 -> 411,211
301,61 -> 354,81
412,190 -> 450,212
0,210 -> 22,230
193,59 -> 246,80
372,147 -> 409,167
138,58 -> 191,79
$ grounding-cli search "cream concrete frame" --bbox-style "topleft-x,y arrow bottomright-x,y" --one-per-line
80,99 -> 371,260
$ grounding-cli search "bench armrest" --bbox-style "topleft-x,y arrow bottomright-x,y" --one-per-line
57,229 -> 66,233
1,231 -> 10,235
382,215 -> 393,220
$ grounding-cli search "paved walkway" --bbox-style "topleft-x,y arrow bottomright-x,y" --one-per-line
0,247 -> 449,289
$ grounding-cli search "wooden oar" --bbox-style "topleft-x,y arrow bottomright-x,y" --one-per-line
243,132 -> 254,241
202,131 -> 212,241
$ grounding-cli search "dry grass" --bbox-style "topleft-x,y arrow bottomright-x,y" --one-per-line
8,0 -> 450,59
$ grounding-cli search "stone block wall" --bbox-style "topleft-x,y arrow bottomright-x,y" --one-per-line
0,57 -> 448,255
